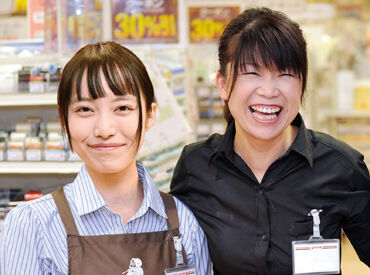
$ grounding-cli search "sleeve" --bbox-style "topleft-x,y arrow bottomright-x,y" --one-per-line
0,204 -> 46,274
174,198 -> 212,275
342,155 -> 370,266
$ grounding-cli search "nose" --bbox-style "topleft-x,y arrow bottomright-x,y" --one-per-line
256,77 -> 279,98
93,112 -> 116,138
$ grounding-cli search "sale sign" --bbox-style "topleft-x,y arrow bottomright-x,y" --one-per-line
65,0 -> 102,52
28,0 -> 45,39
44,0 -> 58,52
112,0 -> 178,43
189,6 -> 240,43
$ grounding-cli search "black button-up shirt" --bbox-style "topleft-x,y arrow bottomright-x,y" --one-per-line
170,114 -> 370,274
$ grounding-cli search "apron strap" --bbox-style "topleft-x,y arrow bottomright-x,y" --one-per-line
52,188 -> 79,235
159,191 -> 179,230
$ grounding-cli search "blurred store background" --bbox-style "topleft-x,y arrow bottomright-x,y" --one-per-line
0,0 -> 368,273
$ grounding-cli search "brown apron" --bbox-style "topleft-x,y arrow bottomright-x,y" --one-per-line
52,188 -> 187,275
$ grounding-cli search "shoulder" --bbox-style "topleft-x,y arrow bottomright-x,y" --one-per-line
309,130 -> 369,185
180,133 -> 223,161
310,129 -> 365,168
4,193 -> 57,230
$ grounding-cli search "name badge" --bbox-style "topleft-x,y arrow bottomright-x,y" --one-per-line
292,209 -> 340,274
164,265 -> 196,275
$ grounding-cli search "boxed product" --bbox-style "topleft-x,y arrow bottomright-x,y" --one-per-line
7,132 -> 26,161
25,137 -> 42,161
0,137 -> 5,161
44,132 -> 65,161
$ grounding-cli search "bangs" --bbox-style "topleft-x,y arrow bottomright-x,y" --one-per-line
232,23 -> 304,79
73,56 -> 141,101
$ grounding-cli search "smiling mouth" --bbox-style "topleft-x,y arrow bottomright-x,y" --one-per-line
89,143 -> 124,150
249,105 -> 282,120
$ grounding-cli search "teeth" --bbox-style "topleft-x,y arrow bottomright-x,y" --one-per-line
252,112 -> 277,120
251,105 -> 281,114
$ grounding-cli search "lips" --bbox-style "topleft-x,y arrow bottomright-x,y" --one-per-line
89,143 -> 124,150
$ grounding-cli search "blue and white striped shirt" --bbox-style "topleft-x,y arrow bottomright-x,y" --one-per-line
0,163 -> 211,274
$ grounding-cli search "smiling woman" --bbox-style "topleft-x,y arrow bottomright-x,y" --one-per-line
0,41 -> 211,275
170,7 -> 370,275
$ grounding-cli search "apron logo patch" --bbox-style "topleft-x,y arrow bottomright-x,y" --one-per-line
122,258 -> 144,275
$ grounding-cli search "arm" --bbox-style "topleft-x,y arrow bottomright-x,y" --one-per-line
0,203 -> 45,274
342,155 -> 370,266
174,198 -> 212,275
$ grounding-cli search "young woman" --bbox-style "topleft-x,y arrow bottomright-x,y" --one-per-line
0,41 -> 211,274
170,7 -> 370,274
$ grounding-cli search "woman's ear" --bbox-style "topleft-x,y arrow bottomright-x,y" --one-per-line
145,103 -> 157,131
216,72 -> 229,101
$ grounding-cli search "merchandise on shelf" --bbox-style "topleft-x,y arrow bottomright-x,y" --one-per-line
0,136 -> 5,161
194,83 -> 226,140
25,136 -> 42,161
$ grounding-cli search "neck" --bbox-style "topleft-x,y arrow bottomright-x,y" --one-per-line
234,124 -> 298,183
86,161 -> 143,223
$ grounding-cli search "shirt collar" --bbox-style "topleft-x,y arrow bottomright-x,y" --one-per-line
210,113 -> 313,167
210,120 -> 236,164
71,163 -> 167,219
288,113 -> 314,167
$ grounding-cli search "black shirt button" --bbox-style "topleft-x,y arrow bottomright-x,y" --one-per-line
259,189 -> 264,195
262,234 -> 267,241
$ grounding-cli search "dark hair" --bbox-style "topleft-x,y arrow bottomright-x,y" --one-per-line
58,41 -> 156,150
218,7 -> 307,125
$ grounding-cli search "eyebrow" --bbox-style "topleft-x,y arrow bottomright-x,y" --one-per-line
70,94 -> 135,103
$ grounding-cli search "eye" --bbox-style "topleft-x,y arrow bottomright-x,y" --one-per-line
77,106 -> 93,113
279,72 -> 296,78
116,105 -> 132,112
241,71 -> 260,77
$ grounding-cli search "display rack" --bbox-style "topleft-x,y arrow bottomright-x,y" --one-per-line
0,92 -> 57,107
0,161 -> 82,174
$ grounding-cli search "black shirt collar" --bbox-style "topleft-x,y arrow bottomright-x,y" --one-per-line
210,113 -> 313,167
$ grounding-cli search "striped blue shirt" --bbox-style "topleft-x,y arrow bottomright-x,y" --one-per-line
0,163 -> 211,274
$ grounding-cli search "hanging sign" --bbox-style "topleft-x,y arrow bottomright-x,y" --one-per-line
189,6 -> 240,43
44,0 -> 58,52
28,0 -> 45,39
112,0 -> 178,43
65,0 -> 102,53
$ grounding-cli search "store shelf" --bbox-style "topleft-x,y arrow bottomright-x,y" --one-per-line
0,161 -> 83,174
0,92 -> 57,107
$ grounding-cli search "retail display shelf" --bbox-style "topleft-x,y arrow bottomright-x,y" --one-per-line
0,161 -> 83,174
0,92 -> 57,107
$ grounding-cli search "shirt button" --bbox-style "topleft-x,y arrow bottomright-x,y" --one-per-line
262,234 -> 267,241
259,189 -> 264,195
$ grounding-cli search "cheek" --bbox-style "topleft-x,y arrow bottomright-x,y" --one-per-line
67,117 -> 91,142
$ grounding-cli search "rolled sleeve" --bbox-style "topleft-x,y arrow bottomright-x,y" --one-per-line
175,197 -> 212,274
